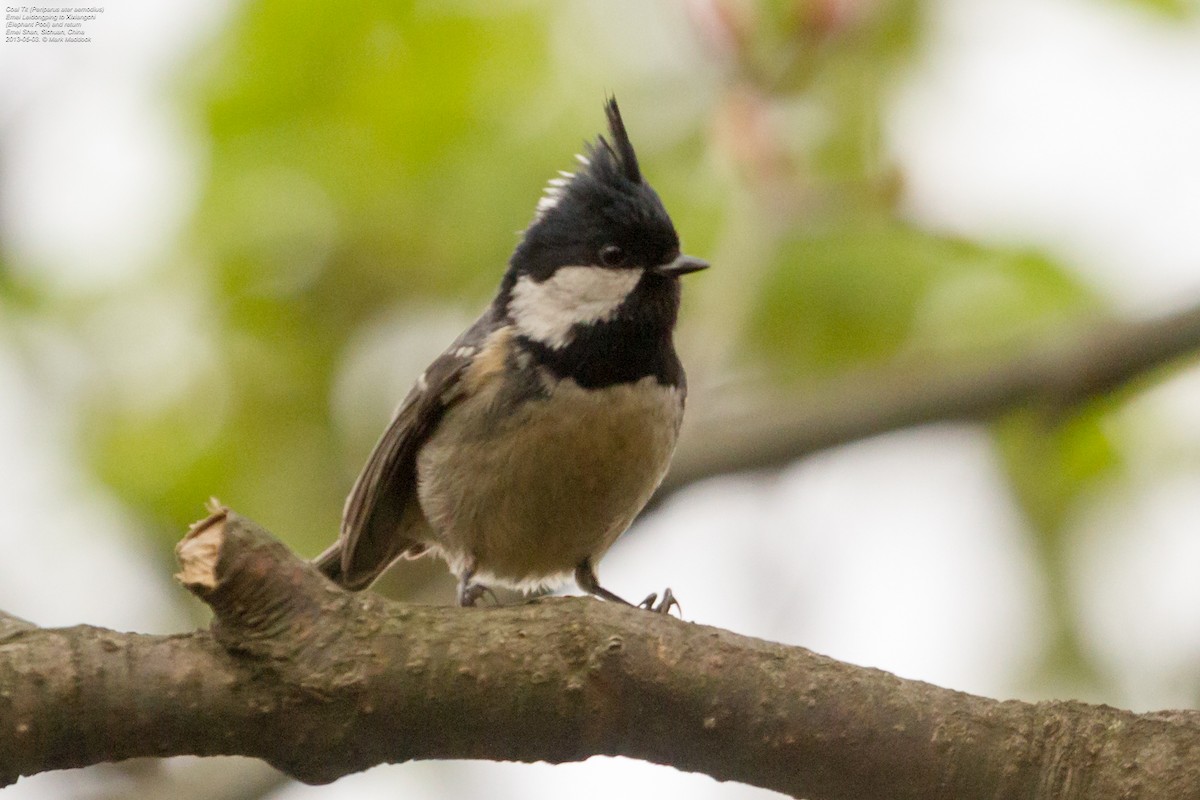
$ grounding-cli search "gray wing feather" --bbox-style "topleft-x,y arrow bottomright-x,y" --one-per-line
317,309 -> 497,589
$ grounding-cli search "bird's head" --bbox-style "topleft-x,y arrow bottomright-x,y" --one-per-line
501,97 -> 707,350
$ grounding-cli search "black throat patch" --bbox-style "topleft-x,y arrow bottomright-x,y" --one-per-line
511,272 -> 685,390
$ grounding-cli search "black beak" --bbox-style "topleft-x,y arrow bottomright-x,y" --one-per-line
654,254 -> 709,277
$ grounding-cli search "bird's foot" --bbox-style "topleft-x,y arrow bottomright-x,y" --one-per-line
575,560 -> 681,615
638,587 -> 681,616
457,581 -> 499,608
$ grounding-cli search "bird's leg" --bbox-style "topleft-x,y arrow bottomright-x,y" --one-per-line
574,560 -> 632,605
574,559 -> 680,616
456,560 -> 498,607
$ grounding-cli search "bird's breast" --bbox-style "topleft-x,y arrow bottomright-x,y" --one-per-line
416,369 -> 684,589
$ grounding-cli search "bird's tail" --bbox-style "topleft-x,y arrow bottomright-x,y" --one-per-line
311,540 -> 380,591
313,541 -> 352,586
312,536 -> 426,591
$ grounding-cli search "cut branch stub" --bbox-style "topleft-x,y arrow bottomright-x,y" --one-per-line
175,507 -> 359,662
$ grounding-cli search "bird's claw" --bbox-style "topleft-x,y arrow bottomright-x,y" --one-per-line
638,587 -> 681,616
458,582 -> 500,608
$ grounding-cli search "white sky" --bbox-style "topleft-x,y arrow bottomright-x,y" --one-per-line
3,0 -> 1200,797
890,0 -> 1200,314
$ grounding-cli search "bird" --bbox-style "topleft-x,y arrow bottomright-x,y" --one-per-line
314,96 -> 708,611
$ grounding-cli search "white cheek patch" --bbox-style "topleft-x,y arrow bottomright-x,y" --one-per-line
508,266 -> 644,349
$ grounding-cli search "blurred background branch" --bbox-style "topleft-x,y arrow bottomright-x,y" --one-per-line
668,297 -> 1200,493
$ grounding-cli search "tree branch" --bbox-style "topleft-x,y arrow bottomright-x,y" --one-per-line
2,509 -> 1199,798
666,300 -> 1200,493
0,611 -> 36,641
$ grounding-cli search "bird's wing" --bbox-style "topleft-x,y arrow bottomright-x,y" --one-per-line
318,308 -> 500,589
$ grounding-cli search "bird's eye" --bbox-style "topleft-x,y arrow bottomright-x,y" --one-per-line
599,244 -> 626,267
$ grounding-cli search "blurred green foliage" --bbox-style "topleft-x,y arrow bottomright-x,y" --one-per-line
93,1 -> 566,553
996,404 -> 1124,682
3,0 -> 1197,682
750,222 -> 1098,375
1118,0 -> 1199,19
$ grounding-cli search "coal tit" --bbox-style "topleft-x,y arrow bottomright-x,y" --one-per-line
315,97 -> 708,610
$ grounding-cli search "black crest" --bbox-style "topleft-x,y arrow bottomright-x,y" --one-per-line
596,96 -> 641,185
509,96 -> 680,282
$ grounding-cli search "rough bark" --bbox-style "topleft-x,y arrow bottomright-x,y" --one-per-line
2,509 -> 1198,798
